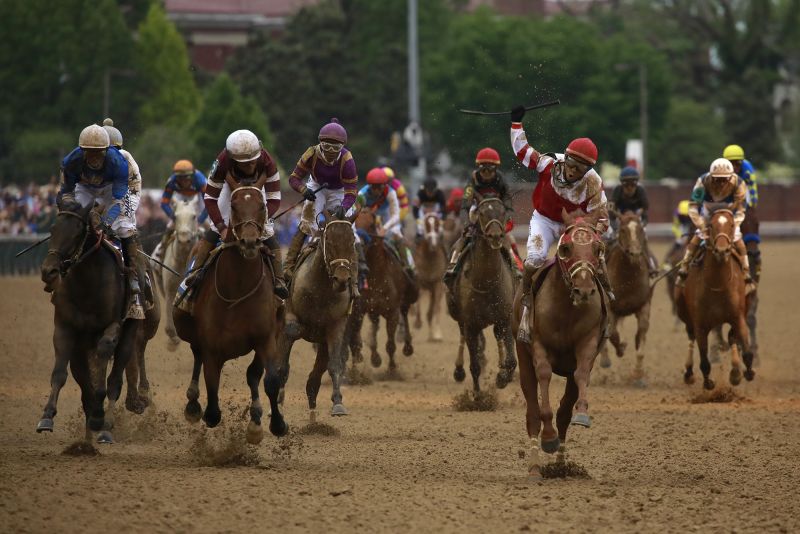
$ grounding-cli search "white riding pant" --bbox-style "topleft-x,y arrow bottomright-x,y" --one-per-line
211,181 -> 274,239
75,183 -> 139,238
299,178 -> 346,235
525,210 -> 564,268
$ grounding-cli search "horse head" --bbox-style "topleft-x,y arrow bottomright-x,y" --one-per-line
476,198 -> 507,250
558,208 -> 604,305
354,208 -> 383,241
708,208 -> 735,261
173,200 -> 198,245
616,210 -> 645,258
320,212 -> 355,292
41,201 -> 95,292
422,210 -> 443,248
227,174 -> 267,260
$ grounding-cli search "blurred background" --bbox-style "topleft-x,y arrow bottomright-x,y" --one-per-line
1,0 -> 799,261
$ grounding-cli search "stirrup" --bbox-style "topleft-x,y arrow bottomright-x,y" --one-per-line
126,294 -> 146,321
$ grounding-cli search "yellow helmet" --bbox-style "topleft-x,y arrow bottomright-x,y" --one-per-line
678,200 -> 690,216
723,144 -> 745,161
173,159 -> 194,175
382,166 -> 396,180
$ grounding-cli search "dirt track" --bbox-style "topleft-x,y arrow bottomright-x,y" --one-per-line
1,241 -> 799,533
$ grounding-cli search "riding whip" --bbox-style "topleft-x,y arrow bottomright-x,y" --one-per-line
15,235 -> 51,258
458,99 -> 560,117
272,184 -> 329,220
140,250 -> 182,277
649,260 -> 684,290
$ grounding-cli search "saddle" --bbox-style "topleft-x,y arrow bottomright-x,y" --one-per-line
286,238 -> 319,293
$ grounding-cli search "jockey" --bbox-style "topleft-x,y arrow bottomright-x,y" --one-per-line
443,147 -> 515,283
669,200 -> 693,252
508,105 -> 612,308
608,166 -> 658,275
384,166 -> 410,221
724,144 -> 760,281
284,118 -> 362,294
155,159 -> 208,257
413,177 -> 446,238
677,158 -> 755,293
58,124 -> 147,319
446,187 -> 464,216
189,129 -> 287,299
356,167 -> 416,278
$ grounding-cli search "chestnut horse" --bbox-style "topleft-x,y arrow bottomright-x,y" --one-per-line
351,210 -> 418,371
512,209 -> 608,459
174,176 -> 287,443
281,216 -> 355,417
38,202 -> 160,442
675,208 -> 754,389
446,198 -> 517,392
599,211 -> 652,383
413,211 -> 447,341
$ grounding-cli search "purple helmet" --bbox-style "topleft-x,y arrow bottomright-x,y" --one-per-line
318,118 -> 347,144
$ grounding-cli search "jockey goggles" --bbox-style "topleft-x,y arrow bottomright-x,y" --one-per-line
564,155 -> 592,175
319,140 -> 344,152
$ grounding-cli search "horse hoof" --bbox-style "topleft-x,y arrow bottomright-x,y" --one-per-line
166,337 -> 180,352
540,436 -> 561,454
683,370 -> 695,385
126,396 -> 146,415
403,344 -> 414,357
571,413 -> 592,428
495,369 -> 514,389
616,342 -> 627,358
599,354 -> 611,369
744,369 -> 755,381
246,421 -> 264,444
36,418 -> 54,433
703,378 -> 715,391
269,418 -> 289,437
370,353 -> 382,368
453,366 -> 466,382
729,368 -> 742,386
184,400 -> 202,423
96,431 -> 114,444
202,408 -> 221,428
331,404 -> 349,417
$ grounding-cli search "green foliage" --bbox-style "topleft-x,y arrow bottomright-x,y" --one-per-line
129,125 -> 197,188
191,74 -> 274,169
136,2 -> 199,129
8,129 -> 74,183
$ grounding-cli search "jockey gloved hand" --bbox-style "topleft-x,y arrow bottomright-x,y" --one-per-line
332,205 -> 346,219
510,105 -> 526,122
302,187 -> 317,202
98,220 -> 114,237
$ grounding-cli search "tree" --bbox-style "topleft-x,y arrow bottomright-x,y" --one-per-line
9,129 -> 74,183
191,74 -> 274,169
135,2 -> 199,129
129,125 -> 197,188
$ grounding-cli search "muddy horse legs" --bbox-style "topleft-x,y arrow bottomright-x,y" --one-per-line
493,322 -> 516,389
570,333 -> 599,428
36,324 -> 72,433
531,336 -> 558,453
465,328 -> 484,392
245,355 -> 265,444
260,340 -> 288,437
184,344 -> 203,423
695,327 -> 715,390
201,356 -> 223,428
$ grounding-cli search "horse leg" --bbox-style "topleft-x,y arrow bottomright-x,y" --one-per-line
465,329 -> 483,393
201,356 -> 223,428
137,341 -> 152,404
184,344 -> 203,423
631,300 -> 651,386
70,354 -> 97,442
401,305 -> 414,357
570,332 -> 600,429
124,335 -> 144,415
386,310 -> 399,371
98,326 -> 137,443
683,325 -> 696,385
556,375 -> 580,462
245,355 -> 265,444
327,325 -> 349,416
36,324 -> 72,433
368,312 -> 381,368
430,282 -> 443,341
414,294 -> 423,330
349,307 -> 365,365
710,326 -> 726,364
517,337 -> 543,474
453,328 -> 466,383
735,314 -> 755,382
531,337 -> 558,453
494,323 -> 516,389
306,344 -> 328,415
262,336 -> 289,437
696,327 -> 715,390
746,292 -> 758,366
609,314 -> 626,358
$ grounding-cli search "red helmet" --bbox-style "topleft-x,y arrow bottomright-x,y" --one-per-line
475,147 -> 501,166
565,138 -> 598,165
366,167 -> 388,185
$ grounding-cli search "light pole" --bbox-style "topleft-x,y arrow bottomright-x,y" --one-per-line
407,0 -> 425,186
615,62 -> 648,178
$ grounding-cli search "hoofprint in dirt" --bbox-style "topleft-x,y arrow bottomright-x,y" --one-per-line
1,241 -> 798,533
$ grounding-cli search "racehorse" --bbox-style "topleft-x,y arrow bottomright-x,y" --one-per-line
38,202 -> 160,442
512,208 -> 608,459
413,210 -> 447,341
443,212 -> 462,254
446,197 -> 517,392
599,211 -> 652,383
675,208 -> 754,389
351,209 -> 418,372
281,215 -> 355,417
154,199 -> 198,351
173,175 -> 287,443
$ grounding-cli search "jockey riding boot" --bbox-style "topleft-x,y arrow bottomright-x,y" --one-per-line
735,239 -> 757,295
597,255 -> 616,302
155,225 -> 175,263
265,236 -> 289,300
443,236 -> 466,285
184,237 -> 215,288
400,241 -> 417,282
283,230 -> 307,282
121,235 -> 147,320
676,235 -> 701,288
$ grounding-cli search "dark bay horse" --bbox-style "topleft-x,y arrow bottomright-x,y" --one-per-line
38,202 -> 159,443
675,209 -> 754,389
600,211 -> 653,383
351,210 -> 418,372
281,217 -> 355,417
512,209 -> 608,461
446,198 -> 517,392
413,211 -> 447,341
174,176 -> 287,443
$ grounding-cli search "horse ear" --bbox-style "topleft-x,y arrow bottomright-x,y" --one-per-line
562,207 -> 573,225
223,172 -> 238,191
253,173 -> 268,190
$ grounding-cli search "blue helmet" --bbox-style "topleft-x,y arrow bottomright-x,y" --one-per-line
620,166 -> 640,182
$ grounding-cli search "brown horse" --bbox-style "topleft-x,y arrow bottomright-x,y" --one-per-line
599,211 -> 652,383
446,198 -> 517,392
675,209 -> 754,389
413,211 -> 447,341
512,208 -> 607,458
443,212 -> 462,254
174,176 -> 287,443
281,217 -> 355,417
351,210 -> 418,371
38,202 -> 160,443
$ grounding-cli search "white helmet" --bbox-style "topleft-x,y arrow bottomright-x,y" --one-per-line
78,124 -> 110,149
102,118 -> 123,147
225,129 -> 261,162
709,157 -> 734,177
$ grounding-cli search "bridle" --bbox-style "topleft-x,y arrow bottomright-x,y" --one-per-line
321,219 -> 353,277
228,186 -> 266,241
557,221 -> 601,298
423,212 -> 442,247
476,198 -> 506,250
45,210 -> 102,276
709,208 -> 734,257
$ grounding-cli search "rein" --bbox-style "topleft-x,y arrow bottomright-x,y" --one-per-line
476,198 -> 505,250
322,220 -> 353,276
229,186 -> 266,241
46,210 -> 103,275
557,223 -> 601,297
214,250 -> 266,308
